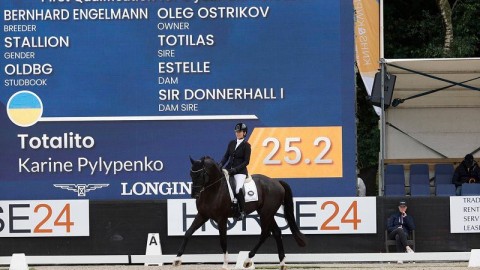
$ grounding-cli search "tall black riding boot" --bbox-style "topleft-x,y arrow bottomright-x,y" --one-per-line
229,175 -> 237,194
235,189 -> 245,221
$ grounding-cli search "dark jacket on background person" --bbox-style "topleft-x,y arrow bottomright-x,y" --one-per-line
387,212 -> 415,235
452,160 -> 480,187
220,140 -> 251,175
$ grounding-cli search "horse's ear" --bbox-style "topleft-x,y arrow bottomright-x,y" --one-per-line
189,156 -> 195,165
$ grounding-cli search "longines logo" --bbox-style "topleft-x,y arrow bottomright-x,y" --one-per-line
54,184 -> 109,197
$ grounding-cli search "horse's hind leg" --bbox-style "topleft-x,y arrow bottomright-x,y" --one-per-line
174,214 -> 208,266
244,215 -> 274,268
244,230 -> 270,268
271,221 -> 286,270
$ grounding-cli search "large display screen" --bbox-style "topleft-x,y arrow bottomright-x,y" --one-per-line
0,0 -> 356,200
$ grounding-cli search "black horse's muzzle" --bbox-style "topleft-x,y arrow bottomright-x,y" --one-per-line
190,167 -> 207,199
191,187 -> 201,199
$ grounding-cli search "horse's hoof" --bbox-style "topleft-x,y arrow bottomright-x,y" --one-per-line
279,257 -> 287,270
173,258 -> 182,266
243,259 -> 252,268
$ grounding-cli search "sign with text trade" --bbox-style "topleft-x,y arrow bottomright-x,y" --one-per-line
0,1 -> 356,200
167,197 -> 377,235
450,196 -> 480,233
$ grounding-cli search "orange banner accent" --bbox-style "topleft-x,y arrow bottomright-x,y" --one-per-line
248,127 -> 343,178
354,0 -> 380,94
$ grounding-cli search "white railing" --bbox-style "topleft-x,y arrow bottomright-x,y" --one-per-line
0,252 -> 471,265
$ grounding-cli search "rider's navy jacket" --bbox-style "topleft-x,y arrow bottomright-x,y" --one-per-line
220,140 -> 251,175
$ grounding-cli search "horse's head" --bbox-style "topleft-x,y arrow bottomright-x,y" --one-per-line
189,156 -> 219,199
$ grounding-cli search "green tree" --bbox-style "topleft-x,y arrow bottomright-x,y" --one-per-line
383,0 -> 480,58
356,74 -> 379,170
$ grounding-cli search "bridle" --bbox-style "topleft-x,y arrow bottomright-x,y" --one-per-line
190,165 -> 225,197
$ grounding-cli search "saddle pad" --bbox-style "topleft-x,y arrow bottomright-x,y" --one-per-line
243,180 -> 259,202
222,169 -> 258,202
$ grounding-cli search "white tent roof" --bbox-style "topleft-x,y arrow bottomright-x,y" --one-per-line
383,58 -> 480,160
385,58 -> 480,108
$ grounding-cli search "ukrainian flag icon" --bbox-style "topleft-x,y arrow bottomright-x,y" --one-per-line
7,91 -> 43,127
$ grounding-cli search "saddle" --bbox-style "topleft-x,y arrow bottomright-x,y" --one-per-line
222,169 -> 258,203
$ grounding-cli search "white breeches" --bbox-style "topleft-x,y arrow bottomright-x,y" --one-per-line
234,174 -> 246,193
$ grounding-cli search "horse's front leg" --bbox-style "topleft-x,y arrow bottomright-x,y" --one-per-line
218,218 -> 229,270
174,213 -> 208,266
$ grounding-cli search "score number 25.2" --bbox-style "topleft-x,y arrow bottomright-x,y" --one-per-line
262,137 -> 332,165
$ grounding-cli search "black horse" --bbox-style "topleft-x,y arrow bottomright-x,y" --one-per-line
173,156 -> 307,270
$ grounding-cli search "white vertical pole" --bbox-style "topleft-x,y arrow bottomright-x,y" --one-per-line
379,59 -> 386,196
378,0 -> 386,196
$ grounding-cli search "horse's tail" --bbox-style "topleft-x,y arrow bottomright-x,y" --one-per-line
280,180 -> 307,247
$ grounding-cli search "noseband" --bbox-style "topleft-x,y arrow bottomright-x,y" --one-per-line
190,165 -> 224,196
191,167 -> 209,193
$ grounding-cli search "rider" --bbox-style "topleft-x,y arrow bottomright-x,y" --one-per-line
219,122 -> 251,220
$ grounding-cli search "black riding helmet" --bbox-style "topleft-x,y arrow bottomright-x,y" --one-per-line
234,122 -> 248,135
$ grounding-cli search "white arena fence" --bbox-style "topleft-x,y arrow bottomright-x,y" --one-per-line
0,252 -> 474,266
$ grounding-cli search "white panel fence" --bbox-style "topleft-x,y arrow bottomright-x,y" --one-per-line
0,252 -> 473,266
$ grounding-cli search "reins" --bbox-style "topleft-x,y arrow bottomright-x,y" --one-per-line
201,175 -> 225,192
191,166 -> 225,196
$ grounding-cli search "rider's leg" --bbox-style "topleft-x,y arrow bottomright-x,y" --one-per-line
234,174 -> 246,220
229,175 -> 237,199
236,189 -> 245,220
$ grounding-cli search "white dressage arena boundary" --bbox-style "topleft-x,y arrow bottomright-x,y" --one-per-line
0,255 -> 129,265
132,252 -> 472,265
0,252 -> 473,266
